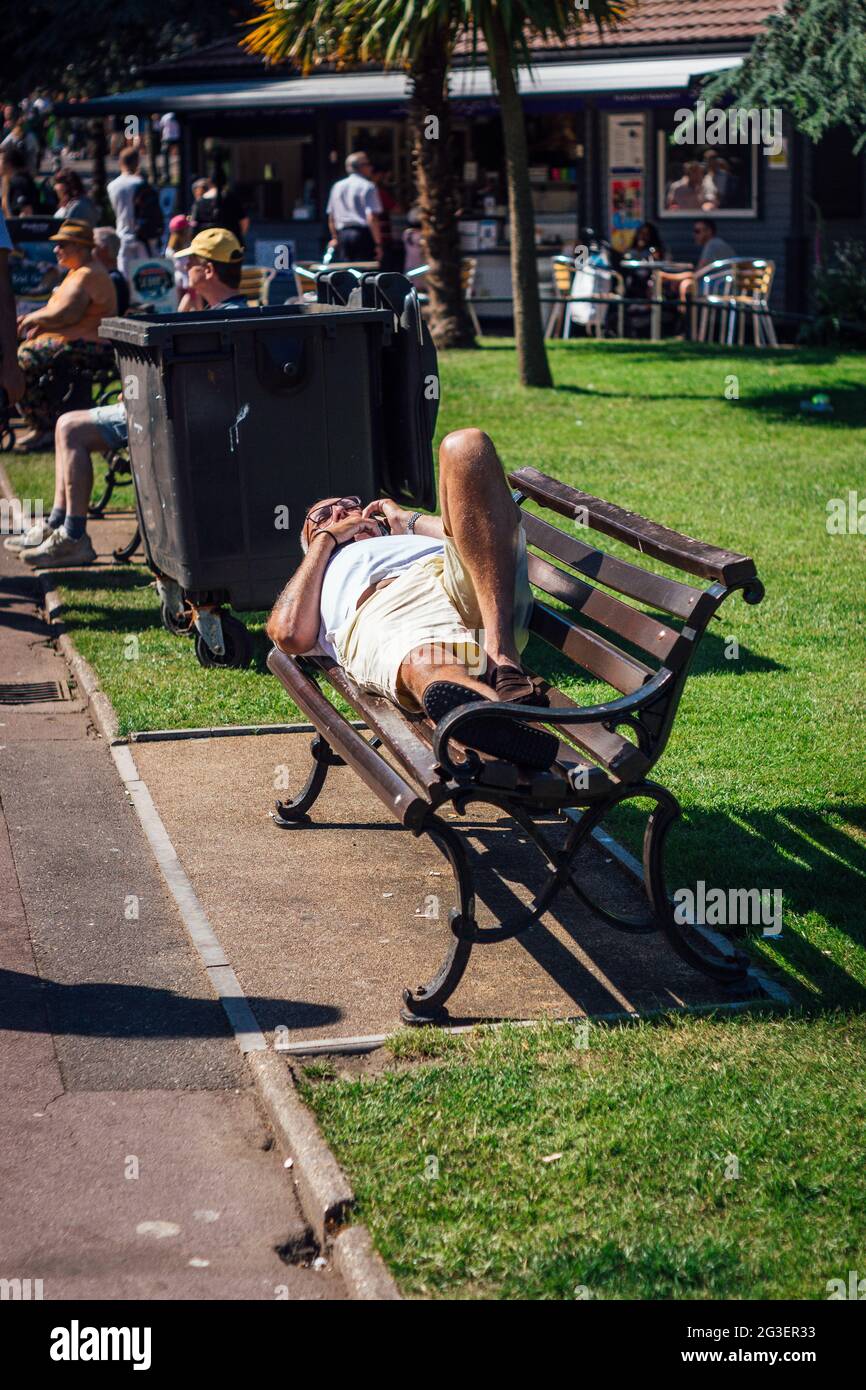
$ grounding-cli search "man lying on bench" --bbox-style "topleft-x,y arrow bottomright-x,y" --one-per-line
266,428 -> 558,771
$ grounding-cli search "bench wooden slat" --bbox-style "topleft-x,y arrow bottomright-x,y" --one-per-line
520,509 -> 703,623
527,552 -> 680,663
530,601 -> 653,696
511,466 -> 757,587
313,656 -> 446,801
267,648 -> 430,828
536,682 -> 650,781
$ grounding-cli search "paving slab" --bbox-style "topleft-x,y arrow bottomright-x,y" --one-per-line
0,540 -> 347,1300
133,731 -> 755,1043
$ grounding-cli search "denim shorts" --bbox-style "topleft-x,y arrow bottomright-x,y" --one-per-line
90,403 -> 128,452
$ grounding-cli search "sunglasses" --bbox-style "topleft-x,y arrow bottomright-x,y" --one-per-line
305,496 -> 362,526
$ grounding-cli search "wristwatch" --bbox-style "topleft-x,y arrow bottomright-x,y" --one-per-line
406,511 -> 423,535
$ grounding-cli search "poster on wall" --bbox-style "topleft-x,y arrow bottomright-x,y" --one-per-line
609,113 -> 645,171
607,113 -> 645,254
609,177 -> 644,254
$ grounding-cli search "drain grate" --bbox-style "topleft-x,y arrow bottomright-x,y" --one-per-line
0,680 -> 67,704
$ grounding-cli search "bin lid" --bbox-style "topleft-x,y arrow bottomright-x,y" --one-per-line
100,302 -> 394,347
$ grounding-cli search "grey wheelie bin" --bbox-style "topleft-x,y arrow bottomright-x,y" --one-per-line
99,269 -> 438,667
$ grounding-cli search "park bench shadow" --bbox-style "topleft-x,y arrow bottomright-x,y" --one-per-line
0,968 -> 342,1037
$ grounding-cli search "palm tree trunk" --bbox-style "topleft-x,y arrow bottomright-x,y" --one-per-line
408,42 -> 476,349
488,18 -> 552,387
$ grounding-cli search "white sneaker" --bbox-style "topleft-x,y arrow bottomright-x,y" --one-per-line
4,520 -> 55,552
23,528 -> 96,568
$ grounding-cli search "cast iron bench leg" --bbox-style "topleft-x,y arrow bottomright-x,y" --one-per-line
401,815 -> 475,1024
273,734 -> 345,827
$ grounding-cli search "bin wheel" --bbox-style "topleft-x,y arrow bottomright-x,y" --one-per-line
194,614 -> 254,669
161,601 -> 193,637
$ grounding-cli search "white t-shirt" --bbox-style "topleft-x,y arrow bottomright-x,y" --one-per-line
326,173 -> 382,229
107,172 -> 144,240
312,532 -> 444,658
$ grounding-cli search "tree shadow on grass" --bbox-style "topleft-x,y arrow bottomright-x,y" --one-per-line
551,379 -> 866,427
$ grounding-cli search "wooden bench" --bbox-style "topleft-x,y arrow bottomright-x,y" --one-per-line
266,467 -> 765,1022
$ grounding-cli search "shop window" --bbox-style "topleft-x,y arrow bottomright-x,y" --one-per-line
656,115 -> 758,218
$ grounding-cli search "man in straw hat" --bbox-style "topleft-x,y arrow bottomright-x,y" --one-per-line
14,217 -> 117,452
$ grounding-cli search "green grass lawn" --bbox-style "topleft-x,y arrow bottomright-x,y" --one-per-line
6,338 -> 866,1298
302,1011 -> 866,1299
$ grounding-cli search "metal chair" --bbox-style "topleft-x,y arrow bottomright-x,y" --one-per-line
544,256 -> 575,338
239,265 -> 276,307
694,258 -> 778,347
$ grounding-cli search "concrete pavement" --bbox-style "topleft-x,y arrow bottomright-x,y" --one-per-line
0,548 -> 345,1300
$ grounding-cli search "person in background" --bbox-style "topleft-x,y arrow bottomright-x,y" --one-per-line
0,204 -> 26,406
665,160 -> 704,212
326,152 -> 382,263
188,176 -> 208,218
1,147 -> 39,217
657,218 -> 736,327
106,147 -> 146,278
622,222 -> 665,336
1,120 -> 40,176
371,166 -> 403,271
159,111 -> 180,182
52,168 -> 98,225
8,229 -> 255,569
191,173 -> 249,248
165,213 -> 192,300
174,227 -> 250,311
402,205 -> 425,275
13,218 -> 117,452
93,226 -> 129,315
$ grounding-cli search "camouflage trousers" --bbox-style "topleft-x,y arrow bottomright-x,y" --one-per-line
16,337 -> 110,434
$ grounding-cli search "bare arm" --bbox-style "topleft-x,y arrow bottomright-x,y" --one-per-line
20,276 -> 89,335
267,513 -> 381,654
362,498 -> 444,539
0,249 -> 25,401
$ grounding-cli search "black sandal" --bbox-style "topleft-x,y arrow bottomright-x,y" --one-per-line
422,680 -> 557,771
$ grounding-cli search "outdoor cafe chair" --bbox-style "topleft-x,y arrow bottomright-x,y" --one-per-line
546,254 -> 625,339
693,258 -> 778,347
240,265 -> 276,307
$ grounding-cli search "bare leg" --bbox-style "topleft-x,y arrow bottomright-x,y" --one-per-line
55,412 -> 102,518
437,428 -> 522,671
398,648 -> 495,710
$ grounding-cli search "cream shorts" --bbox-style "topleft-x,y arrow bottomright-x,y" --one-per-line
333,527 -> 534,711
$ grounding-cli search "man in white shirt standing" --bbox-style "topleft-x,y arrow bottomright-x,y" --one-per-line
326,152 -> 383,263
107,148 -> 146,279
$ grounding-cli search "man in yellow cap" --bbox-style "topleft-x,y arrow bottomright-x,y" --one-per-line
13,218 -> 117,451
174,227 -> 250,311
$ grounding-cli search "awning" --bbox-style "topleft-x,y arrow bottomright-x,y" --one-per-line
64,53 -> 744,115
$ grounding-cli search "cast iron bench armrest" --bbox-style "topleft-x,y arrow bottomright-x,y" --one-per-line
432,669 -> 673,780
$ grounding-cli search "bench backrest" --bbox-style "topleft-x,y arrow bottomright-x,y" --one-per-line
509,466 -> 764,775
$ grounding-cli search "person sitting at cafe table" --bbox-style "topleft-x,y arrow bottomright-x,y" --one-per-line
655,218 -> 736,315
14,218 -> 117,453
